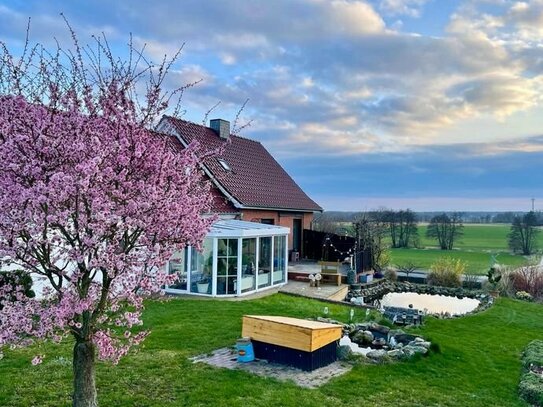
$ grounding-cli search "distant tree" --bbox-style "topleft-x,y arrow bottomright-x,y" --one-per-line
378,209 -> 418,248
508,212 -> 539,255
493,212 -> 516,224
396,261 -> 418,281
426,213 -> 464,250
353,213 -> 389,272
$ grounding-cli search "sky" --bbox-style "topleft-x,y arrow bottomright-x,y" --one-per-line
1,0 -> 542,212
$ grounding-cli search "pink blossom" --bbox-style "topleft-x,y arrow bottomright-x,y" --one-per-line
31,355 -> 44,365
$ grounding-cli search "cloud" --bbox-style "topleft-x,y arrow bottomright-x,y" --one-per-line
1,0 -> 543,160
379,0 -> 430,17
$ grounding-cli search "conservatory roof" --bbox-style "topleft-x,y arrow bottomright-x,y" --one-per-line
207,220 -> 289,238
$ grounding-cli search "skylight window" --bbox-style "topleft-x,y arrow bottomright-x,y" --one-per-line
217,158 -> 231,172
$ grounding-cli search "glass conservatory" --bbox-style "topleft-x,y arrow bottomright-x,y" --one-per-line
165,220 -> 290,297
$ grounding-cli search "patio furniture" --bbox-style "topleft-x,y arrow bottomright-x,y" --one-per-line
318,261 -> 342,286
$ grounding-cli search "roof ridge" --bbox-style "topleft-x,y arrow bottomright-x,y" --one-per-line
164,115 -> 262,145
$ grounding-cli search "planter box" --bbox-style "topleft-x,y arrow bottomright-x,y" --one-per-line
241,315 -> 342,371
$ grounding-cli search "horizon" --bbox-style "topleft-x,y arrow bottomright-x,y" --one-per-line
1,0 -> 542,212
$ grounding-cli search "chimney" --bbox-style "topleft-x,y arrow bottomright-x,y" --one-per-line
210,119 -> 231,140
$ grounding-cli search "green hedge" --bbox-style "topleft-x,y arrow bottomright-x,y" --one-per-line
519,340 -> 543,406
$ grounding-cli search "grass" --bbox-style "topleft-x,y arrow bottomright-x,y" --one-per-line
389,224 -> 542,275
1,293 -> 542,406
416,224 -> 543,251
390,248 -> 528,274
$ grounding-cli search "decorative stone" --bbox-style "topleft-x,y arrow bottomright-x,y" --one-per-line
366,349 -> 387,360
351,330 -> 373,345
337,345 -> 353,360
405,345 -> 428,355
387,349 -> 404,358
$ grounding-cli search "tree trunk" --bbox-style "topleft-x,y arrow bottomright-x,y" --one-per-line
73,340 -> 98,407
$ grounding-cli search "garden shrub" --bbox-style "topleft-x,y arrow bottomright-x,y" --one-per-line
519,373 -> 543,406
427,257 -> 465,287
384,267 -> 398,281
523,340 -> 543,369
510,266 -> 543,300
519,340 -> 543,406
516,291 -> 534,302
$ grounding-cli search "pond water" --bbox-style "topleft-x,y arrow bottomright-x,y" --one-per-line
380,292 -> 480,315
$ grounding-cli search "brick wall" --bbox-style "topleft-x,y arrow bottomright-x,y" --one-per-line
239,209 -> 315,258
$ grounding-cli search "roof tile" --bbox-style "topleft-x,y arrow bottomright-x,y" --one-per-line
163,116 -> 322,212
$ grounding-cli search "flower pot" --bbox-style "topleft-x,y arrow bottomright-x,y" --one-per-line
197,282 -> 209,294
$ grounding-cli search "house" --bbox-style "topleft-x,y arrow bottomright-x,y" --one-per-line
157,115 -> 323,259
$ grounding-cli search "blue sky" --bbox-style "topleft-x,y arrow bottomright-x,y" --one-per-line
1,0 -> 543,212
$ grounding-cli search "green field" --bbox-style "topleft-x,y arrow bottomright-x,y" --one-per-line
1,294 -> 542,406
389,224 -> 542,274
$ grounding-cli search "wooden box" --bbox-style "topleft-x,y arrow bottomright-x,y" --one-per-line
241,315 -> 342,371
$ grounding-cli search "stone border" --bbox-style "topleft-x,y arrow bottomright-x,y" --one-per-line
347,280 -> 494,318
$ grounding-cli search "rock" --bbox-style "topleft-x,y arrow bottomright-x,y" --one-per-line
337,345 -> 353,360
372,324 -> 390,335
402,346 -> 416,358
393,334 -> 419,345
352,330 -> 374,345
404,345 -> 428,355
387,349 -> 404,359
371,337 -> 387,348
366,349 -> 387,360
350,297 -> 364,306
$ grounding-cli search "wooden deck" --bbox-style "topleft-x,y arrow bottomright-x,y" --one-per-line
279,281 -> 349,302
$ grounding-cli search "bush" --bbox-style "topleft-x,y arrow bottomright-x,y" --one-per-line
519,373 -> 543,406
523,340 -> 543,369
510,266 -> 543,300
427,257 -> 465,287
383,267 -> 398,281
463,271 -> 481,290
519,340 -> 543,406
516,291 -> 534,302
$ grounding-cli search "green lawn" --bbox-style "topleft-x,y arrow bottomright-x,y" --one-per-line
0,294 -> 541,406
389,224 -> 542,274
417,224 -> 543,251
390,248 -> 528,274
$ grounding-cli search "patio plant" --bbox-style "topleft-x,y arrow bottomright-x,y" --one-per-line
0,22 -> 214,407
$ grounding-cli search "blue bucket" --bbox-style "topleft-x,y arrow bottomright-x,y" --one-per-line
236,337 -> 255,363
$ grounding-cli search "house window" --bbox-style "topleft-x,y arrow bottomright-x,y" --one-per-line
217,238 -> 238,295
240,239 -> 256,293
261,219 -> 275,225
168,249 -> 187,290
273,235 -> 286,284
189,238 -> 213,295
258,237 -> 272,288
217,158 -> 231,172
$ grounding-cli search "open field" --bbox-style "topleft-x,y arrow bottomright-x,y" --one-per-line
0,294 -> 542,406
389,224 -> 542,274
390,247 -> 528,274
416,224 -> 543,251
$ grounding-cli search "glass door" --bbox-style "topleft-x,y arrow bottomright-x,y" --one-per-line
217,238 -> 238,295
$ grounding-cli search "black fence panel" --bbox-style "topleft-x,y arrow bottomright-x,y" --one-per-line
302,229 -> 355,262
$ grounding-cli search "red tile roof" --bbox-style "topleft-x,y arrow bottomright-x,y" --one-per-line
162,116 -> 322,212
